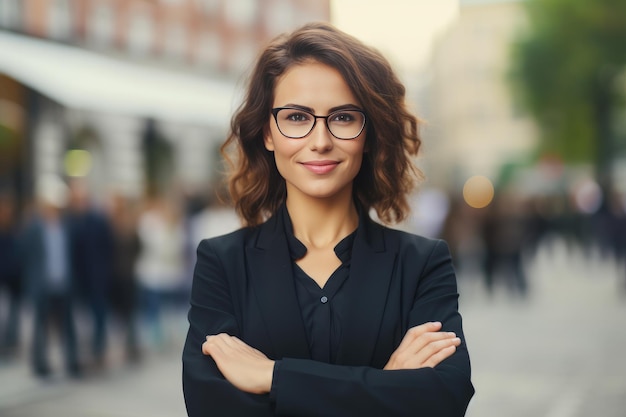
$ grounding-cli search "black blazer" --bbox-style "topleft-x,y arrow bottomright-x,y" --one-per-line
182,208 -> 474,417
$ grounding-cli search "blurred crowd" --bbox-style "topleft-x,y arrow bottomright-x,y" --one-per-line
439,185 -> 626,298
1,175 -> 625,379
0,175 -> 239,378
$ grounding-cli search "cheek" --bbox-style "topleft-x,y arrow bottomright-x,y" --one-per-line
347,142 -> 366,166
272,137 -> 303,160
351,153 -> 365,175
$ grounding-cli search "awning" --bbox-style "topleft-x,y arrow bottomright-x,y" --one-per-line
0,30 -> 239,127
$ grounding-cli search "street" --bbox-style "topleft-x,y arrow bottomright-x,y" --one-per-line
462,239 -> 626,417
1,238 -> 625,417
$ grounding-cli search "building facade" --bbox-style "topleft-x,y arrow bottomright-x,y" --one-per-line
424,0 -> 537,192
0,0 -> 330,204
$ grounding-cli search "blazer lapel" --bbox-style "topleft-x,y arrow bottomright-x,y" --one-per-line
337,218 -> 396,365
246,211 -> 311,360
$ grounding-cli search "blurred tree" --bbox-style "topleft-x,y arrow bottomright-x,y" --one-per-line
510,0 -> 626,184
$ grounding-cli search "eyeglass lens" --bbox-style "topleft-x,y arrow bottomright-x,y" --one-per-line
274,108 -> 365,139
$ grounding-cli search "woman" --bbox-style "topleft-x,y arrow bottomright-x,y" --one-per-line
182,22 -> 474,417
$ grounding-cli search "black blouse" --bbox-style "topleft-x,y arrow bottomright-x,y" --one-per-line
282,208 -> 356,364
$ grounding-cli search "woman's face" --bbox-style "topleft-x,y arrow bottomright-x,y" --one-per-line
264,61 -> 366,202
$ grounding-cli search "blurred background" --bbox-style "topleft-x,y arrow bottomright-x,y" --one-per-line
0,0 -> 625,416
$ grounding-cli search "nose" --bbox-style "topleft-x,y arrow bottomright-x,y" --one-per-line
308,119 -> 333,152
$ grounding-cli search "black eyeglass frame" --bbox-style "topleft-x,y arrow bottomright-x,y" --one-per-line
271,107 -> 367,140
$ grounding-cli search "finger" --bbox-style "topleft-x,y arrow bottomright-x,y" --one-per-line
224,336 -> 262,358
205,333 -> 230,343
206,334 -> 264,361
417,337 -> 460,365
405,331 -> 457,356
215,333 -> 241,350
203,336 -> 227,356
425,337 -> 461,356
409,321 -> 442,337
400,336 -> 459,367
204,332 -> 238,348
231,337 -> 267,358
423,345 -> 458,368
203,335 -> 214,355
229,336 -> 253,350
390,324 -> 450,364
397,322 -> 442,351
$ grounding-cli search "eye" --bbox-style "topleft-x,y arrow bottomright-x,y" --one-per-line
282,111 -> 311,123
330,111 -> 360,124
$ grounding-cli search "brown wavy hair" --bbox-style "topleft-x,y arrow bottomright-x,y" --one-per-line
221,22 -> 422,227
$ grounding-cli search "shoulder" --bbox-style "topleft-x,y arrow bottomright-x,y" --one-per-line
196,225 -> 258,256
371,220 -> 451,260
193,224 -> 266,282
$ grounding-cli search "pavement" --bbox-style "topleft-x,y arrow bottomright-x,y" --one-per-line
0,237 -> 624,417
0,309 -> 190,417
461,238 -> 626,417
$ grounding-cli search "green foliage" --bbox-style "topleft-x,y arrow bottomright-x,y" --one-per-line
510,0 -> 626,168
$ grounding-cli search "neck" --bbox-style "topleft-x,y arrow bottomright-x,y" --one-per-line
286,192 -> 358,250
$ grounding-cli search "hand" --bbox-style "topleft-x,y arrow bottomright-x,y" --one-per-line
203,334 -> 275,394
384,322 -> 461,370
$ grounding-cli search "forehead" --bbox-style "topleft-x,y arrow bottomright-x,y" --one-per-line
273,61 -> 359,109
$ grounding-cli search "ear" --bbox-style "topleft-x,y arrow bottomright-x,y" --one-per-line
264,131 -> 275,151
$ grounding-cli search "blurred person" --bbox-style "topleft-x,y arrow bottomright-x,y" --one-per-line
67,178 -> 114,366
135,195 -> 186,348
107,193 -> 142,362
440,196 -> 484,278
524,195 -> 553,257
20,176 -> 80,377
553,193 -> 584,253
480,192 -> 530,297
187,192 -> 240,247
618,204 -> 626,293
408,187 -> 451,238
592,189 -> 623,253
594,189 -> 626,290
185,193 -> 241,299
0,190 -> 22,357
183,22 -> 474,417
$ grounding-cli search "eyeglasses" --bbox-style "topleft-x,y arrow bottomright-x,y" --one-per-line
271,107 -> 366,140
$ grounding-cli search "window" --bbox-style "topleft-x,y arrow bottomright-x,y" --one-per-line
195,31 -> 222,68
264,0 -> 295,37
163,23 -> 187,61
230,39 -> 258,73
0,0 -> 22,30
224,0 -> 257,28
49,0 -> 73,40
195,0 -> 221,16
127,7 -> 154,57
87,2 -> 115,48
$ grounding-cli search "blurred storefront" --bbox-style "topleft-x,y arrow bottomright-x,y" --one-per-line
0,30 -> 236,201
0,0 -> 330,206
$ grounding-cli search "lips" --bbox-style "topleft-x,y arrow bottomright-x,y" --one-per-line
300,160 -> 339,174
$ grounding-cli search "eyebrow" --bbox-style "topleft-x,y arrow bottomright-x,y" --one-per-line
280,103 -> 363,113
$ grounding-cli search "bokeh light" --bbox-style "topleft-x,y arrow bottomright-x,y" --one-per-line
462,175 -> 495,209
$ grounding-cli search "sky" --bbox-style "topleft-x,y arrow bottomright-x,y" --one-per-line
330,0 -> 459,73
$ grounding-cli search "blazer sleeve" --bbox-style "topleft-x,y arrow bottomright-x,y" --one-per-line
270,239 -> 475,417
182,238 -> 276,417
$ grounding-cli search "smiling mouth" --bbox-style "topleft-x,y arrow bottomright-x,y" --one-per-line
301,161 -> 339,174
